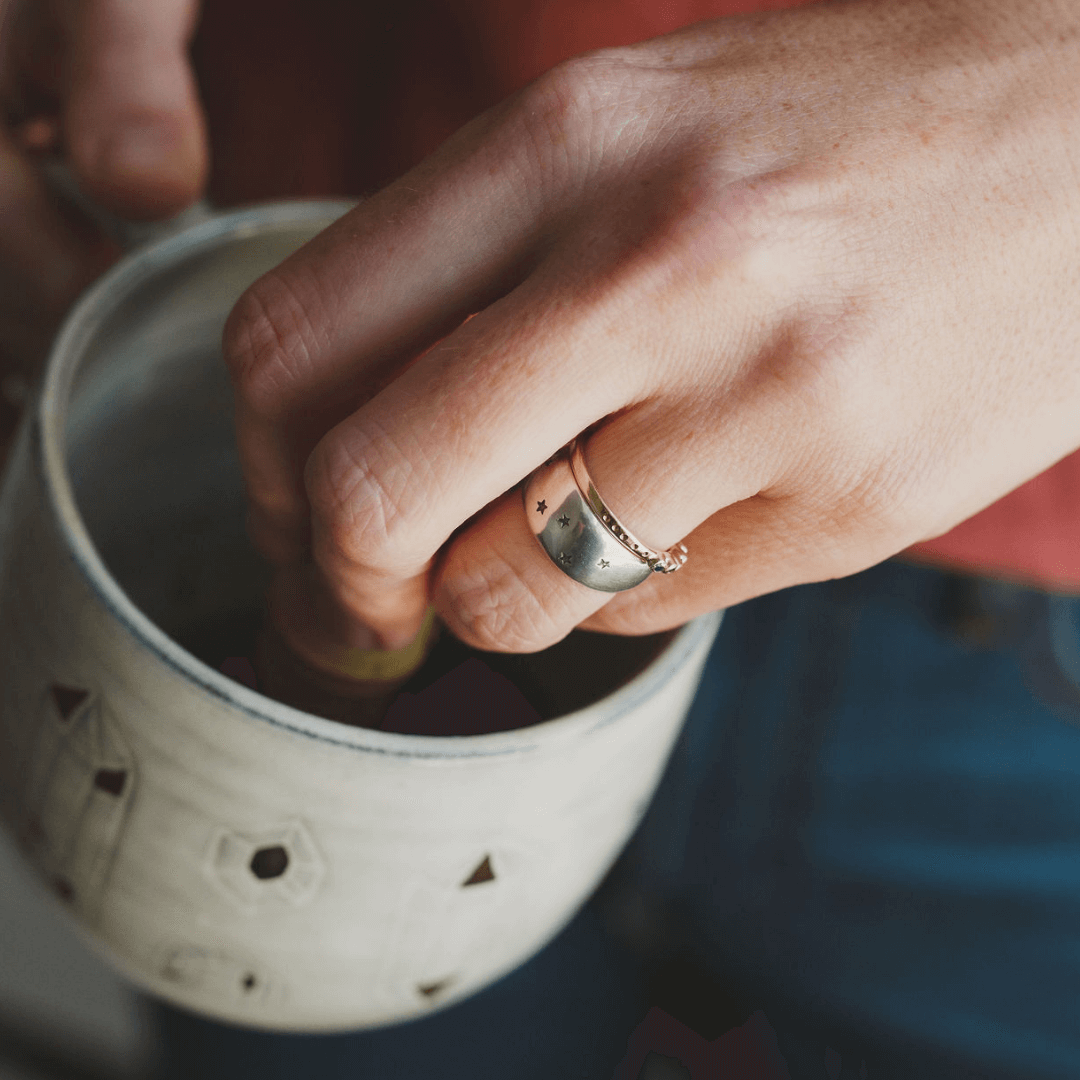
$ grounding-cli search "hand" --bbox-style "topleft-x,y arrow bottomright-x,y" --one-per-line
0,0 -> 206,421
223,0 -> 1080,660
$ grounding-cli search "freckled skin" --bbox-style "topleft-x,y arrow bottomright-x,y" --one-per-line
2,0 -> 1080,659
222,0 -> 1080,659
230,0 -> 1080,652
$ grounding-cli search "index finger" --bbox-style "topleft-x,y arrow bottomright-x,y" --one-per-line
222,73 -> 582,567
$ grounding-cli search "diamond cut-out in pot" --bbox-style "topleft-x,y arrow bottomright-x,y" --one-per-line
26,690 -> 135,921
161,947 -> 277,1007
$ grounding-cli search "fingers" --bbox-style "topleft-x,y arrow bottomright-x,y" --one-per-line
223,92 -> 569,568
222,58 -> 790,655
0,3 -> 119,381
222,73 -> 601,660
0,0 -> 207,385
432,491 -> 612,653
577,497 -> 833,637
425,318 -> 920,651
220,55 -> 826,657
0,126 -> 114,376
577,483 -> 898,638
428,390 -> 794,652
55,0 -> 207,218
300,269 -> 639,652
305,287 -> 808,653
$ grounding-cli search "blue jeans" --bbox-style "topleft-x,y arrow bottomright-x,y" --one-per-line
153,561 -> 1080,1080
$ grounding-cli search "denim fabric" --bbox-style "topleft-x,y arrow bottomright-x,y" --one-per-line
628,561 -> 1080,1080
152,562 -> 1080,1080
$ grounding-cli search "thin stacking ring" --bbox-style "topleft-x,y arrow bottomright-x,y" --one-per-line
522,440 -> 689,593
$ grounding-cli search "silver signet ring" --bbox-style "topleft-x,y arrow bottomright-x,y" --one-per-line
523,440 -> 688,593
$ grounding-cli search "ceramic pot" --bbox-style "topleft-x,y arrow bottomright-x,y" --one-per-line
0,201 -> 722,1031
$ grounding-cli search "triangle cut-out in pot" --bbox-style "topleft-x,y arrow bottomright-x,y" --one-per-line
462,855 -> 495,887
50,684 -> 89,721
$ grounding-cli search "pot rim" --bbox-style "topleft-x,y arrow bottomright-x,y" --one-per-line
38,200 -> 720,760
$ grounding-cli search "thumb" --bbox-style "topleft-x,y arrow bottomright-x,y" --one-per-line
57,0 -> 207,219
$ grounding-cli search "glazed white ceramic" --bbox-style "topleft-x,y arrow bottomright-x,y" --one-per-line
0,202 -> 722,1031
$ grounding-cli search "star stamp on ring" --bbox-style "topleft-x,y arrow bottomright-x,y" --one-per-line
523,439 -> 689,593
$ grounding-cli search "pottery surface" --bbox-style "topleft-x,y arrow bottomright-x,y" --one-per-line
0,202 -> 722,1031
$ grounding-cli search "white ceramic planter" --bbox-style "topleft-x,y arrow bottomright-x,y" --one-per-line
0,202 -> 722,1031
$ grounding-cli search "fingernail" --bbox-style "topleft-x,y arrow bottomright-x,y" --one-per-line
103,122 -> 178,179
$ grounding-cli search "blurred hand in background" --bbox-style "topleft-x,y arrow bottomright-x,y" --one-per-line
0,0 -> 206,454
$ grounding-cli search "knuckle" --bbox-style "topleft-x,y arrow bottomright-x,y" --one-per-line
510,53 -> 630,178
849,451 -> 938,542
790,440 -> 930,570
518,56 -> 598,132
801,389 -> 928,545
222,268 -> 322,421
305,429 -> 420,574
442,550 -> 570,654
